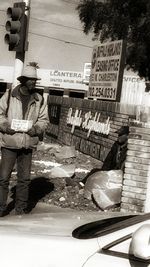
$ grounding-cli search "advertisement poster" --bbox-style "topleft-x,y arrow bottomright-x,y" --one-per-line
37,69 -> 89,91
89,40 -> 126,101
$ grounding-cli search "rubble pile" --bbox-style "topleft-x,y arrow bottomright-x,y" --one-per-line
31,142 -> 102,211
10,140 -> 121,212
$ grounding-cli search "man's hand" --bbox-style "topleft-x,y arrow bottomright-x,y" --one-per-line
0,122 -> 15,135
27,126 -> 36,137
5,126 -> 16,135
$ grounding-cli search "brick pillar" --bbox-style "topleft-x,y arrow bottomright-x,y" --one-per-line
121,122 -> 150,213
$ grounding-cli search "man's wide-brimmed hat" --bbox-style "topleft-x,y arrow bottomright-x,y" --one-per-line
17,65 -> 41,81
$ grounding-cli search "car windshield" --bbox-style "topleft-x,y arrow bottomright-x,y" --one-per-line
72,213 -> 150,239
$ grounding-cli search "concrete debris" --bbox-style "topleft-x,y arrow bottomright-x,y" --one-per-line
92,189 -> 114,210
54,146 -> 76,160
37,141 -> 61,151
22,142 -> 122,211
84,169 -> 123,210
33,160 -> 61,168
79,182 -> 84,187
50,164 -> 76,178
59,197 -> 66,202
75,168 -> 89,173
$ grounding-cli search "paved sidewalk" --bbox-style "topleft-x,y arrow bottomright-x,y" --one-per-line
0,202 -> 136,237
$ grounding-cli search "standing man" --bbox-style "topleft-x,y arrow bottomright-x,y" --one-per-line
0,65 -> 48,216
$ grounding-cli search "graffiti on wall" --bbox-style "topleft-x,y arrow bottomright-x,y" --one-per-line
67,108 -> 110,137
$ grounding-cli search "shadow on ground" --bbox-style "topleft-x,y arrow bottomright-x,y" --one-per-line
7,176 -> 54,213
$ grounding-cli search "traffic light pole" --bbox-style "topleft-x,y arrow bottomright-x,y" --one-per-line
12,0 -> 30,88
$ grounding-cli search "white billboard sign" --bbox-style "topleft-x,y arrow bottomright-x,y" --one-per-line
89,40 -> 125,101
37,69 -> 88,91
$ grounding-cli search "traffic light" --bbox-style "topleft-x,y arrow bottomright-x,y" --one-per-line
4,2 -> 27,52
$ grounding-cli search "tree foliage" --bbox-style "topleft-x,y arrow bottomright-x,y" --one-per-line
77,0 -> 150,80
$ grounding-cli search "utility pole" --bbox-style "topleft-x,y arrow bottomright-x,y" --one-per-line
12,0 -> 30,88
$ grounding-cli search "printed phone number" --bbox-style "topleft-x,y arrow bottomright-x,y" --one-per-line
89,87 -> 116,99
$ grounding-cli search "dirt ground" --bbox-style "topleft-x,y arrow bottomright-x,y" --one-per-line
33,141 -> 102,211
9,138 -> 119,213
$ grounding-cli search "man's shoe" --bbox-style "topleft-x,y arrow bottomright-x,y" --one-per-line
15,208 -> 28,215
0,210 -> 7,217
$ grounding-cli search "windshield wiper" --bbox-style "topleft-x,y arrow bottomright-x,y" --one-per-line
73,213 -> 150,239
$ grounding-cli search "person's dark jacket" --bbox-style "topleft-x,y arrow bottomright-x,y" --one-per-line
101,141 -> 128,171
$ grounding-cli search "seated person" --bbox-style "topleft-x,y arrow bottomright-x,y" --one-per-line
82,126 -> 129,185
101,125 -> 129,171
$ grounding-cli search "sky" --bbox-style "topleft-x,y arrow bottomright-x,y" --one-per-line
0,0 -> 95,72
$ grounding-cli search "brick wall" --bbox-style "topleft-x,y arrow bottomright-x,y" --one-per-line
47,96 -> 150,213
121,121 -> 150,213
47,96 -> 136,162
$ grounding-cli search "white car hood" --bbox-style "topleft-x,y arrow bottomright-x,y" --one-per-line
0,207 -> 102,267
0,204 -> 135,267
0,231 -> 99,267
